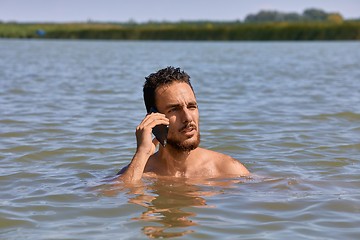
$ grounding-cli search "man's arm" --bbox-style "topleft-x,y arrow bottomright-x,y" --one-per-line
225,156 -> 250,176
214,153 -> 250,177
117,113 -> 169,183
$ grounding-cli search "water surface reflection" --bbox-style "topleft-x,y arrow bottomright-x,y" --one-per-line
100,177 -> 244,238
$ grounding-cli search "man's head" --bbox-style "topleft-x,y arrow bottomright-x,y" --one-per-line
143,66 -> 193,113
143,67 -> 200,151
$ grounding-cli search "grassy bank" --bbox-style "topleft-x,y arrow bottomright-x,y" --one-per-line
1,21 -> 360,40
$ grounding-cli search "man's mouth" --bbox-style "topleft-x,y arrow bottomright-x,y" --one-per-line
180,124 -> 196,133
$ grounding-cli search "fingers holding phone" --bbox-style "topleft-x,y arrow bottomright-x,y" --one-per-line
150,107 -> 169,147
135,111 -> 169,154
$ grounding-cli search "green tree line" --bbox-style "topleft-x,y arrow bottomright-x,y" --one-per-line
1,8 -> 360,41
244,8 -> 344,23
1,21 -> 359,40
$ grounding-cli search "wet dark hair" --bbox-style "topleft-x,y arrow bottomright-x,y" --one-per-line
143,66 -> 194,113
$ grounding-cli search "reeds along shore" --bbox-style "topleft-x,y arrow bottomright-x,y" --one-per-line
1,21 -> 360,40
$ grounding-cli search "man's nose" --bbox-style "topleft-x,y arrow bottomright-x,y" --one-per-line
181,108 -> 192,123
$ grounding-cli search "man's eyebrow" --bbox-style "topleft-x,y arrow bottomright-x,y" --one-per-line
165,101 -> 197,109
165,103 -> 181,109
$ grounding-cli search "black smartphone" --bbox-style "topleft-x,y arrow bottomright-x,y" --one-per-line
150,107 -> 169,147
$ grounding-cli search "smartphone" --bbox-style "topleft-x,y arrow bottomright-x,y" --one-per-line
150,107 -> 169,147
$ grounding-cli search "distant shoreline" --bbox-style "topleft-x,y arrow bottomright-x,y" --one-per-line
1,21 -> 360,41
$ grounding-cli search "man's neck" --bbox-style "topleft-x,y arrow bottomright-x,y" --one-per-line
157,145 -> 196,175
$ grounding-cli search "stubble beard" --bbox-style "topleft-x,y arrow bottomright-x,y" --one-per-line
167,132 -> 201,152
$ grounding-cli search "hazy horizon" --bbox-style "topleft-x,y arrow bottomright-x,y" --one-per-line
1,0 -> 359,23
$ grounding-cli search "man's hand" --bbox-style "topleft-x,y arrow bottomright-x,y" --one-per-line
117,112 -> 169,183
135,112 -> 169,155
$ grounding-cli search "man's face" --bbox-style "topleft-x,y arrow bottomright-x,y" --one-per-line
155,82 -> 200,151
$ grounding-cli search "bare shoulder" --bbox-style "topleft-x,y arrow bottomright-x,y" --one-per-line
196,148 -> 250,176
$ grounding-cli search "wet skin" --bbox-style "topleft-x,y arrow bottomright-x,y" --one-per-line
118,82 -> 249,182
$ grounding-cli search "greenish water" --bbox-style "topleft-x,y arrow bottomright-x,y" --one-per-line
1,39 -> 360,239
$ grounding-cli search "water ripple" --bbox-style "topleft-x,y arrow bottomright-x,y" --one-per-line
1,40 -> 360,240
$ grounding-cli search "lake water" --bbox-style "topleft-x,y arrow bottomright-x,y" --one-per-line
1,39 -> 360,239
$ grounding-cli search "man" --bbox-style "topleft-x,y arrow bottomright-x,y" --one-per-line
118,67 -> 249,182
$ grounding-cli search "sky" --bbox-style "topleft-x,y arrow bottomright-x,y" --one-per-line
1,0 -> 359,23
